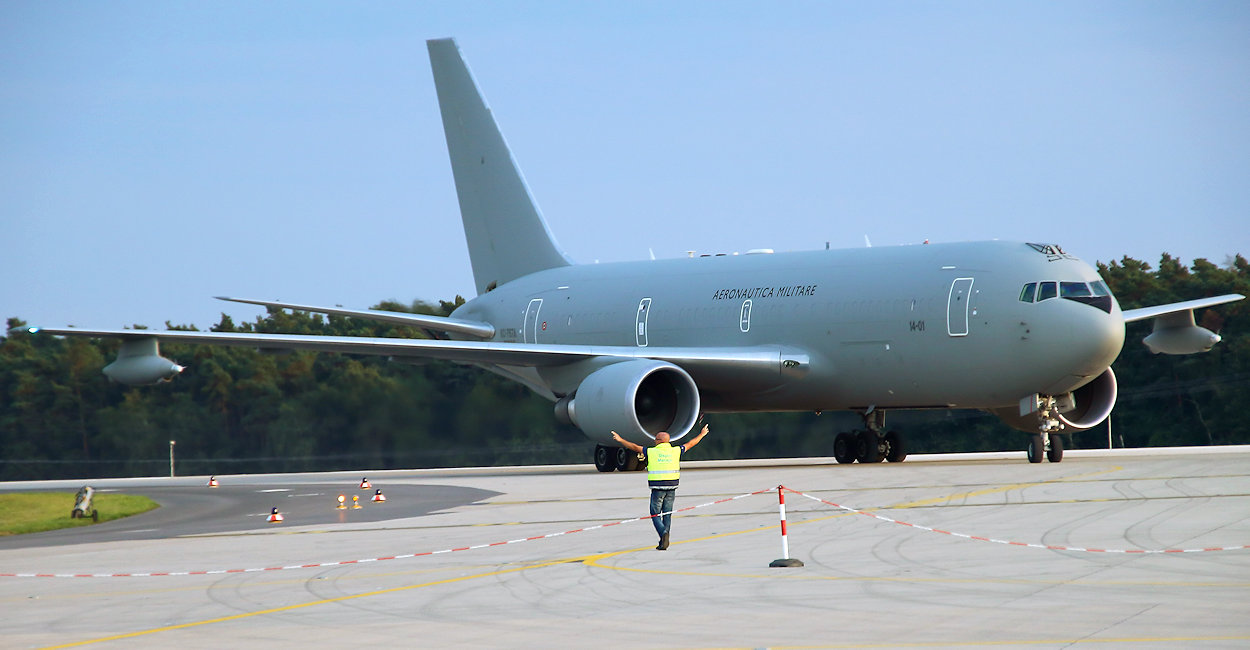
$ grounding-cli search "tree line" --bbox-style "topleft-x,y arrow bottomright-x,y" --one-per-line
1,254 -> 1246,481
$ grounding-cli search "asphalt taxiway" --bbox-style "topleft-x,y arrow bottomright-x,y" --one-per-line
2,447 -> 1249,649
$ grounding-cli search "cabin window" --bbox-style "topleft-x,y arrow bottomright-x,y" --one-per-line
1019,282 -> 1037,303
1037,282 -> 1058,301
1089,280 -> 1111,297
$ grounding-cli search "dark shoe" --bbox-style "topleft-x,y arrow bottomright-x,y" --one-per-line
659,533 -> 670,550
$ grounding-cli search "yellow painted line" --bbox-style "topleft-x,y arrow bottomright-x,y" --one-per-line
38,464 -> 1139,648
41,555 -> 604,649
873,464 -> 1124,509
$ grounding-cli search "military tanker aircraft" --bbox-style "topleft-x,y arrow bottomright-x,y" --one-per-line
14,39 -> 1242,469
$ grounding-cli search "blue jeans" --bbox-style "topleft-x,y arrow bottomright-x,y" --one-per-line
649,488 -> 676,538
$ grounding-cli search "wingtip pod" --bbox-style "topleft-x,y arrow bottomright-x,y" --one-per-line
1143,326 -> 1222,355
102,338 -> 185,385
1123,293 -> 1243,355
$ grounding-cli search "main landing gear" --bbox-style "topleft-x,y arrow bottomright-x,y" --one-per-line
594,444 -> 647,472
1026,396 -> 1065,463
833,410 -> 907,464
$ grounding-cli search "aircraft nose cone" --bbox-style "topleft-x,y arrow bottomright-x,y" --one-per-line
1069,307 -> 1125,375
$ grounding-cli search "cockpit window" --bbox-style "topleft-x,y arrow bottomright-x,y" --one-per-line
1037,282 -> 1057,301
1019,282 -> 1037,303
1060,282 -> 1092,298
1020,280 -> 1113,313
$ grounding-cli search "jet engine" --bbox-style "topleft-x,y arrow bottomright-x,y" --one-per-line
554,359 -> 700,445
102,338 -> 184,385
992,367 -> 1117,432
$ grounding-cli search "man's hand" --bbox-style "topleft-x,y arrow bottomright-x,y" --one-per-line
611,430 -> 622,443
683,424 -> 710,452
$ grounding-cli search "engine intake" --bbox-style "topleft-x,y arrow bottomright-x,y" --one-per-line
555,359 -> 700,445
992,367 -> 1117,433
1054,367 -> 1117,429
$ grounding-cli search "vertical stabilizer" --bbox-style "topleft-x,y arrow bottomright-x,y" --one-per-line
427,38 -> 572,295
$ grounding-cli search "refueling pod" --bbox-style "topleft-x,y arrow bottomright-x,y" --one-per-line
102,337 -> 184,385
1143,325 -> 1222,355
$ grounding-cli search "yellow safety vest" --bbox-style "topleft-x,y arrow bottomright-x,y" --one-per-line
646,443 -> 680,485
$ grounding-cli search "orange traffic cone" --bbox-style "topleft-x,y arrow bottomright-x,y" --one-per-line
267,507 -> 284,523
371,489 -> 386,503
207,476 -> 219,488
359,477 -> 371,489
352,495 -> 362,509
336,494 -> 347,510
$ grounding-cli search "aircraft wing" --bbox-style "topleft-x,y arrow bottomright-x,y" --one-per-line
1121,293 -> 1244,355
13,326 -> 803,389
1122,294 -> 1244,324
214,296 -> 494,339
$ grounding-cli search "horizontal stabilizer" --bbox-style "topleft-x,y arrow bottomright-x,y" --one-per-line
215,297 -> 495,339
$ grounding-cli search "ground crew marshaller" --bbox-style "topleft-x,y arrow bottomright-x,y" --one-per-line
611,424 -> 709,550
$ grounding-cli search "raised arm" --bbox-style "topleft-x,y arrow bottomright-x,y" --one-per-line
681,425 -> 710,452
610,431 -> 644,453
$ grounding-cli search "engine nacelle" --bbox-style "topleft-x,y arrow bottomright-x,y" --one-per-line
1143,325 -> 1221,355
554,359 -> 700,445
102,338 -> 184,385
992,368 -> 1117,432
1053,367 -> 1118,429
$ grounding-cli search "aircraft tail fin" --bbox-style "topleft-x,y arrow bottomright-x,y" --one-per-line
427,38 -> 572,295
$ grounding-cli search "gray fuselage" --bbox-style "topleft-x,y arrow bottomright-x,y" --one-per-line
453,240 -> 1125,414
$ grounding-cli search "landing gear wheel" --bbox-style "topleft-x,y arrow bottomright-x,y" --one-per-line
594,445 -> 616,472
833,432 -> 857,464
884,431 -> 906,462
614,446 -> 640,472
1047,434 -> 1064,463
1026,435 -> 1044,464
856,430 -> 883,463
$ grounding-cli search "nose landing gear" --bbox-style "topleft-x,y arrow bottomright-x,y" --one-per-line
1026,396 -> 1066,463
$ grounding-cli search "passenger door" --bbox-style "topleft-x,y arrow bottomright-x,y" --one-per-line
947,277 -> 974,337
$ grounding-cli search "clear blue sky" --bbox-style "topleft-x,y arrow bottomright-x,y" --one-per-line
4,2 -> 1247,330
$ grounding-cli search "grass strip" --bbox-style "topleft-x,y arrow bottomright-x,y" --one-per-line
0,492 -> 159,536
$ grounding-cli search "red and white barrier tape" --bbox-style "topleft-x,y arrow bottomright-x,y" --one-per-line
0,488 -> 772,578
783,486 -> 1250,554
5,484 -> 1246,578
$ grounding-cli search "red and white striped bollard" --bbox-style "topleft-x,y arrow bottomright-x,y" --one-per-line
769,485 -> 804,567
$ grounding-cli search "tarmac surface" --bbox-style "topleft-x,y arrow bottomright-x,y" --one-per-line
2,447 -> 1249,649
